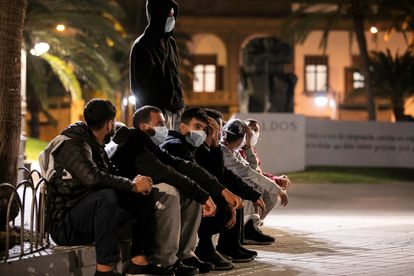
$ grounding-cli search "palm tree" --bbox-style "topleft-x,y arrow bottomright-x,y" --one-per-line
378,0 -> 414,50
0,0 -> 28,228
24,0 -> 128,136
371,50 -> 414,121
25,0 -> 194,132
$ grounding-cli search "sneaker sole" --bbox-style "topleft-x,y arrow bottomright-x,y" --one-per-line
213,264 -> 235,271
216,251 -> 254,263
229,257 -> 254,263
126,273 -> 174,276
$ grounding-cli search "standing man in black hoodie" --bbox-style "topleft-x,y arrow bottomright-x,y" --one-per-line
130,0 -> 183,130
40,99 -> 172,276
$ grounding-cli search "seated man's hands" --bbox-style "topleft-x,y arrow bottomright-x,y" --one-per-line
132,175 -> 153,195
278,175 -> 291,189
206,117 -> 220,147
277,189 -> 289,207
221,188 -> 244,209
243,125 -> 253,150
253,197 -> 266,219
202,196 -> 217,217
225,207 -> 237,229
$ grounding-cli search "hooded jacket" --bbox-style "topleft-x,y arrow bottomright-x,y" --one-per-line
221,143 -> 282,196
162,131 -> 262,202
41,122 -> 134,223
130,0 -> 183,113
134,128 -> 226,197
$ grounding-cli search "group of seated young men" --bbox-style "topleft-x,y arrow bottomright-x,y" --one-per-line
40,99 -> 291,276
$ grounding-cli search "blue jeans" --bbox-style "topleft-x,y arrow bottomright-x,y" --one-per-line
50,188 -> 157,264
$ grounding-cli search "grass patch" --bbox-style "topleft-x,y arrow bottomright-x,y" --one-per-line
25,137 -> 49,161
288,166 -> 414,184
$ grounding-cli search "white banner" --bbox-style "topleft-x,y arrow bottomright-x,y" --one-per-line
306,119 -> 414,168
235,113 -> 306,174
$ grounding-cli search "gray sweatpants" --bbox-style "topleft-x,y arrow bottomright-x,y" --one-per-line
244,179 -> 279,229
150,183 -> 202,267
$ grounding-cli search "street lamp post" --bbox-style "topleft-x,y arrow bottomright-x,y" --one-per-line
17,48 -> 27,183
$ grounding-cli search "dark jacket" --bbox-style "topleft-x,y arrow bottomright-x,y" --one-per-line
44,122 -> 134,223
130,0 -> 183,113
163,131 -> 261,202
110,127 -> 224,201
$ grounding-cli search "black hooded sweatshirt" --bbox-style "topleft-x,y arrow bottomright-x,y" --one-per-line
46,122 -> 134,223
130,0 -> 184,113
162,131 -> 262,202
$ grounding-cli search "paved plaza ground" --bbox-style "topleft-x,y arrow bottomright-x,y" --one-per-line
210,182 -> 414,276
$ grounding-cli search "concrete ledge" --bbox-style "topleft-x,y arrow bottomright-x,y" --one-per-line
0,241 -> 131,275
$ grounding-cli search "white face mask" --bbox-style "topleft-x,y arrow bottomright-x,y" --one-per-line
165,16 -> 175,33
250,131 -> 259,147
185,130 -> 207,148
150,126 -> 169,145
235,135 -> 246,151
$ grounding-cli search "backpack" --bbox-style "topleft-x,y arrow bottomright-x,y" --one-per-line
39,135 -> 72,181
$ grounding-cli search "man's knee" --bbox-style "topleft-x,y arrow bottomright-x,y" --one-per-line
154,183 -> 180,197
153,183 -> 181,212
95,189 -> 119,208
189,199 -> 202,213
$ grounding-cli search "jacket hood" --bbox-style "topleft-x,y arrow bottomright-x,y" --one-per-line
165,130 -> 198,149
61,121 -> 98,145
145,0 -> 179,38
112,126 -> 134,145
165,130 -> 185,142
113,126 -> 155,149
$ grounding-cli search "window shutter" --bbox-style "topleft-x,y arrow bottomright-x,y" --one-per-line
344,67 -> 354,94
216,66 -> 224,91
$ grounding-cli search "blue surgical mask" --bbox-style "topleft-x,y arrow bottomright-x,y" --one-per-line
165,16 -> 175,33
150,126 -> 169,145
185,130 -> 207,148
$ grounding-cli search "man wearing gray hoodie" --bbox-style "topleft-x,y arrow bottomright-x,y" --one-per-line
220,119 -> 289,245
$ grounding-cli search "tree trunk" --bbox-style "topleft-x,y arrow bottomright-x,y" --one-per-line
0,0 -> 28,227
393,98 -> 413,121
29,111 -> 40,138
351,4 -> 377,121
393,106 -> 406,121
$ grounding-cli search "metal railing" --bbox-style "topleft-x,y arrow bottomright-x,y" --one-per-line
1,168 -> 50,261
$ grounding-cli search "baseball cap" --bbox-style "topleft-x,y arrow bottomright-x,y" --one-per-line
223,119 -> 247,138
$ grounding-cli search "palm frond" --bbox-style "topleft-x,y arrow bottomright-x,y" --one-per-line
371,49 -> 414,102
40,53 -> 82,101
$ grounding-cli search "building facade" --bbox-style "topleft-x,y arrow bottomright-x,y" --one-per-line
177,0 -> 414,121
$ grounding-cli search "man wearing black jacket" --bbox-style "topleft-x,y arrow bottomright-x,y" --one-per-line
202,109 -> 266,259
161,108 -> 264,268
109,106 -> 242,274
40,99 -> 171,276
130,0 -> 183,129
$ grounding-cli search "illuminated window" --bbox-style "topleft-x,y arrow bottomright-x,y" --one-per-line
193,64 -> 216,93
305,56 -> 328,93
345,56 -> 365,94
353,71 -> 364,89
192,55 -> 225,93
